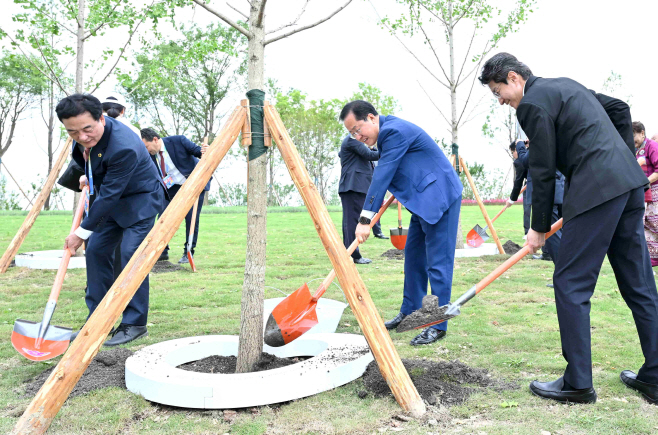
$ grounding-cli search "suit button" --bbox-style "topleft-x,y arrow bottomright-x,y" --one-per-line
369,197 -> 374,204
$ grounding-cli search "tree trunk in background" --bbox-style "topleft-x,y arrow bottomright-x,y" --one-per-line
45,80 -> 55,210
72,0 -> 85,211
235,0 -> 267,374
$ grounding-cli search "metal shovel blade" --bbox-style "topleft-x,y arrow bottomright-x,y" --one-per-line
11,319 -> 71,362
390,227 -> 408,250
263,283 -> 319,347
466,225 -> 489,248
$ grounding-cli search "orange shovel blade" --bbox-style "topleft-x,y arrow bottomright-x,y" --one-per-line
390,227 -> 408,250
187,252 -> 197,272
466,229 -> 485,248
11,329 -> 70,362
263,284 -> 319,347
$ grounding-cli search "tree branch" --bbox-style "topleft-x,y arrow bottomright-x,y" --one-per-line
452,0 -> 476,26
264,0 -> 352,46
37,7 -> 77,36
419,1 -> 447,26
457,63 -> 486,126
255,0 -> 266,28
83,0 -> 121,40
193,0 -> 253,39
419,25 -> 450,85
455,25 -> 477,85
417,80 -> 450,127
227,1 -> 249,19
266,0 -> 309,34
457,40 -> 489,87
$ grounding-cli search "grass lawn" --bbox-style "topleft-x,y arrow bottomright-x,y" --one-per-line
0,204 -> 656,434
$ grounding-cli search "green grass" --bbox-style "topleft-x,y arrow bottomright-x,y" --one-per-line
0,205 -> 657,434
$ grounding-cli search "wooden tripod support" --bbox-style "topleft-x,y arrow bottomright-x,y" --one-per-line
458,155 -> 505,254
0,138 -> 73,273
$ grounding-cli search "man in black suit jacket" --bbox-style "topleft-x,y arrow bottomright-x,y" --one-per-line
59,94 -> 166,346
480,53 -> 657,405
141,128 -> 211,264
338,135 -> 386,264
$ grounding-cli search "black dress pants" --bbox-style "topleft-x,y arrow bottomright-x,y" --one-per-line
554,187 -> 658,388
340,191 -> 365,260
163,184 -> 205,255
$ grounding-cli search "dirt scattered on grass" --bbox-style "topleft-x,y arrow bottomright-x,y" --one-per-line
151,261 -> 185,274
178,352 -> 308,374
503,240 -> 523,255
24,348 -> 133,399
381,249 -> 405,260
362,358 -> 516,407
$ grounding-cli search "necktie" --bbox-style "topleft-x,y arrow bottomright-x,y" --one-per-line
83,148 -> 90,162
159,151 -> 167,177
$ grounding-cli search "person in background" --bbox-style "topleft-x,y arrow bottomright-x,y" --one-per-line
141,128 -> 210,264
633,121 -> 658,267
651,133 -> 658,142
101,93 -> 140,137
507,140 -> 532,237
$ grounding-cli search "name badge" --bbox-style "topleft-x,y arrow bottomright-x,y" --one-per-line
163,174 -> 175,189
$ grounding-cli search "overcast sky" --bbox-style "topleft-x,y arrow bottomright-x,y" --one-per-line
1,0 -> 653,208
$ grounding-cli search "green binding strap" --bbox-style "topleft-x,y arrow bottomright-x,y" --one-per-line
246,89 -> 267,161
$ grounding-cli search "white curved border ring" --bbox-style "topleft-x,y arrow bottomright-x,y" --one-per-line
14,250 -> 86,269
125,333 -> 373,409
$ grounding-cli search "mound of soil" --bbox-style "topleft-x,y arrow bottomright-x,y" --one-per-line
362,358 -> 515,407
24,348 -> 133,399
152,261 -> 185,274
503,240 -> 523,255
381,249 -> 405,260
178,352 -> 306,374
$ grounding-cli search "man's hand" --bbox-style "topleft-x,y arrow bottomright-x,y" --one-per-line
201,145 -> 209,155
79,175 -> 88,190
64,232 -> 84,255
355,223 -> 371,244
525,229 -> 546,254
505,198 -> 515,209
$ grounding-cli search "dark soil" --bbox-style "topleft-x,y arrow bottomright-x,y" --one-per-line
24,348 -> 133,399
151,261 -> 185,274
503,240 -> 523,255
381,248 -> 405,260
396,295 -> 454,332
362,358 -> 516,407
178,352 -> 307,374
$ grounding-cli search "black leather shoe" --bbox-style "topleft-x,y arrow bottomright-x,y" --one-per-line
157,252 -> 169,262
620,370 -> 658,404
178,254 -> 190,264
410,328 -> 446,346
529,377 -> 597,404
384,312 -> 407,330
103,324 -> 148,347
546,283 -> 554,288
374,233 -> 389,240
354,257 -> 372,264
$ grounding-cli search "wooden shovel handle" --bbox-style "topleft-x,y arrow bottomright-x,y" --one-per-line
50,186 -> 88,303
188,199 -> 199,246
397,201 -> 403,228
312,196 -> 396,301
475,218 -> 563,295
490,185 -> 527,225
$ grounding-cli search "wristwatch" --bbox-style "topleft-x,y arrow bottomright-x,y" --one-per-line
358,216 -> 371,225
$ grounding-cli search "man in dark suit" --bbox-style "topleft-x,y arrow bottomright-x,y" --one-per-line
59,94 -> 166,346
340,100 -> 463,345
508,140 -> 532,236
339,135 -> 387,265
480,52 -> 657,404
141,128 -> 210,264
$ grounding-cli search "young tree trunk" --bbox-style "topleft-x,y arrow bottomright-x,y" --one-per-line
45,81 -> 55,210
235,0 -> 267,374
72,0 -> 85,211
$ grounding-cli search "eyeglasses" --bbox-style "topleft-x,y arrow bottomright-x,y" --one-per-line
491,85 -> 501,98
349,125 -> 363,139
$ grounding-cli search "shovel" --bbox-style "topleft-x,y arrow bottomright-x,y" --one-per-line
466,185 -> 526,248
397,218 -> 563,332
264,196 -> 396,347
390,201 -> 407,250
11,186 -> 89,361
186,199 -> 199,272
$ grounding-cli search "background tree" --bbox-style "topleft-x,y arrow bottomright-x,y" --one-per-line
376,0 -> 537,248
118,23 -> 246,142
184,0 -> 353,373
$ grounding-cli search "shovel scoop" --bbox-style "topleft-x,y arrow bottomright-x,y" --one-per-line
466,185 -> 527,248
11,186 -> 88,361
397,218 -> 563,332
264,196 -> 396,347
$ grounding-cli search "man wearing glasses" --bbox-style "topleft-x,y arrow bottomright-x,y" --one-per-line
479,52 -> 658,405
339,100 -> 463,345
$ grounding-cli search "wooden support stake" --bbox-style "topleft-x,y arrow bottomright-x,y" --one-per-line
0,138 -> 72,273
264,103 -> 426,417
12,106 -> 247,435
263,101 -> 272,147
241,99 -> 252,147
459,156 -> 505,255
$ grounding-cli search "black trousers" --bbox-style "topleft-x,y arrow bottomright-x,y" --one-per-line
542,204 -> 562,264
340,191 -> 366,260
554,187 -> 658,388
164,184 -> 205,255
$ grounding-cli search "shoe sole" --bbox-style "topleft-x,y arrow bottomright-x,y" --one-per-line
409,334 -> 446,346
103,331 -> 148,347
620,374 -> 658,404
529,386 -> 596,404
